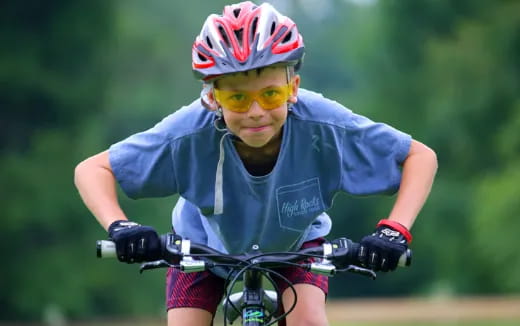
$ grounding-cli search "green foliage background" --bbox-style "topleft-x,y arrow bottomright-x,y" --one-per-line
1,0 -> 519,321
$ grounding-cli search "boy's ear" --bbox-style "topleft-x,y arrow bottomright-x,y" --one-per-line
201,83 -> 218,111
288,75 -> 300,104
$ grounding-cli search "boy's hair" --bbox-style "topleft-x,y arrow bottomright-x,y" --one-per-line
192,1 -> 304,82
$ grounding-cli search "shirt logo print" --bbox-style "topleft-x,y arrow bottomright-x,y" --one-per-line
276,178 -> 325,232
312,135 -> 320,152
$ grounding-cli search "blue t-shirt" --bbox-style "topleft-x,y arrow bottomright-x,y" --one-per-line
109,88 -> 411,256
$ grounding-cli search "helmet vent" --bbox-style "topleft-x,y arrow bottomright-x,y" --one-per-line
198,53 -> 207,62
206,36 -> 213,49
235,28 -> 243,46
218,25 -> 230,47
270,22 -> 276,35
233,8 -> 241,18
251,17 -> 258,39
282,31 -> 292,43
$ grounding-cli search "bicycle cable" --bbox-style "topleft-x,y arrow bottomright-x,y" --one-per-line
222,260 -> 300,326
251,265 -> 298,326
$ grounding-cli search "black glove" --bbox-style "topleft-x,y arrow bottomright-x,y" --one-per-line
108,220 -> 161,263
359,219 -> 412,272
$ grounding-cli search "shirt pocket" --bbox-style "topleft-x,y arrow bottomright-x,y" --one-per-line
276,178 -> 325,232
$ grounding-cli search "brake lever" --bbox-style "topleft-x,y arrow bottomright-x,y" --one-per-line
139,260 -> 173,273
340,265 -> 377,280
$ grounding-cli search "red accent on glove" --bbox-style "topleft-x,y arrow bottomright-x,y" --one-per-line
377,219 -> 413,243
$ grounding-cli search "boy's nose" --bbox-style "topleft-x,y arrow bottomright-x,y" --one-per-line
247,100 -> 265,118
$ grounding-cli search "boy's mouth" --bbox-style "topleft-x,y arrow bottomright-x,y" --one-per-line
248,126 -> 267,132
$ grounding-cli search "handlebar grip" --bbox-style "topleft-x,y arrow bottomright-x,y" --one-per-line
96,235 -> 169,259
96,240 -> 116,258
399,249 -> 412,267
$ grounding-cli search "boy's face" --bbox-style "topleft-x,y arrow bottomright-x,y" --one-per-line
215,66 -> 300,149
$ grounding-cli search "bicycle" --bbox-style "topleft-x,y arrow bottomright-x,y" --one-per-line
97,233 -> 411,326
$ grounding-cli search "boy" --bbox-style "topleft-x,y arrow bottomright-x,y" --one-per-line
74,2 -> 437,325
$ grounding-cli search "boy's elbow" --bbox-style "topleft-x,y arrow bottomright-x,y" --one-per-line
427,144 -> 437,160
74,151 -> 112,187
74,159 -> 90,188
423,145 -> 438,173
410,140 -> 438,172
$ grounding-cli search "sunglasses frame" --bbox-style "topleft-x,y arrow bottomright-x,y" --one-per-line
213,82 -> 294,113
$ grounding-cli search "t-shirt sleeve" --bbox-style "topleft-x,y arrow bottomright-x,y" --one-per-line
108,116 -> 178,199
339,112 -> 411,196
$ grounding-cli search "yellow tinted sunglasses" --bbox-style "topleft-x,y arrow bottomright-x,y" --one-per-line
214,83 -> 293,113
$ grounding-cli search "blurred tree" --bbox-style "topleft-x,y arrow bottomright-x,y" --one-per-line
343,0 -> 520,296
419,0 -> 520,294
0,0 -> 113,152
0,0 -> 118,320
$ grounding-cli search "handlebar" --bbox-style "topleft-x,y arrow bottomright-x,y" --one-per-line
97,233 -> 411,278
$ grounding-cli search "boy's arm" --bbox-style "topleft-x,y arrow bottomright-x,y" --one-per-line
387,139 -> 438,229
358,139 -> 437,271
74,150 -> 161,263
74,150 -> 128,231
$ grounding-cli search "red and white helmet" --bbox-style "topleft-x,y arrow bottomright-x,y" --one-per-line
192,1 -> 304,81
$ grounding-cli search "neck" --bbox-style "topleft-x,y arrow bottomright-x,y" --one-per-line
233,132 -> 282,176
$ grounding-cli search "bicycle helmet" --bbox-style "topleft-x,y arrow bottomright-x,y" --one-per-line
192,1 -> 304,81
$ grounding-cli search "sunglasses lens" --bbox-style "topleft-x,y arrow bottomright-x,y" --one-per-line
218,92 -> 251,112
257,86 -> 288,109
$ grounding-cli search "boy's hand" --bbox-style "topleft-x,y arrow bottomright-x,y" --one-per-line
108,220 -> 161,263
359,219 -> 412,272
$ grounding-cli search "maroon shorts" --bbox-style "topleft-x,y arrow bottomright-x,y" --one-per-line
165,238 -> 328,317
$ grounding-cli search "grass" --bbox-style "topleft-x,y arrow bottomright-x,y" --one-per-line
332,322 -> 520,326
6,297 -> 518,326
4,318 -> 513,326
214,320 -> 520,326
